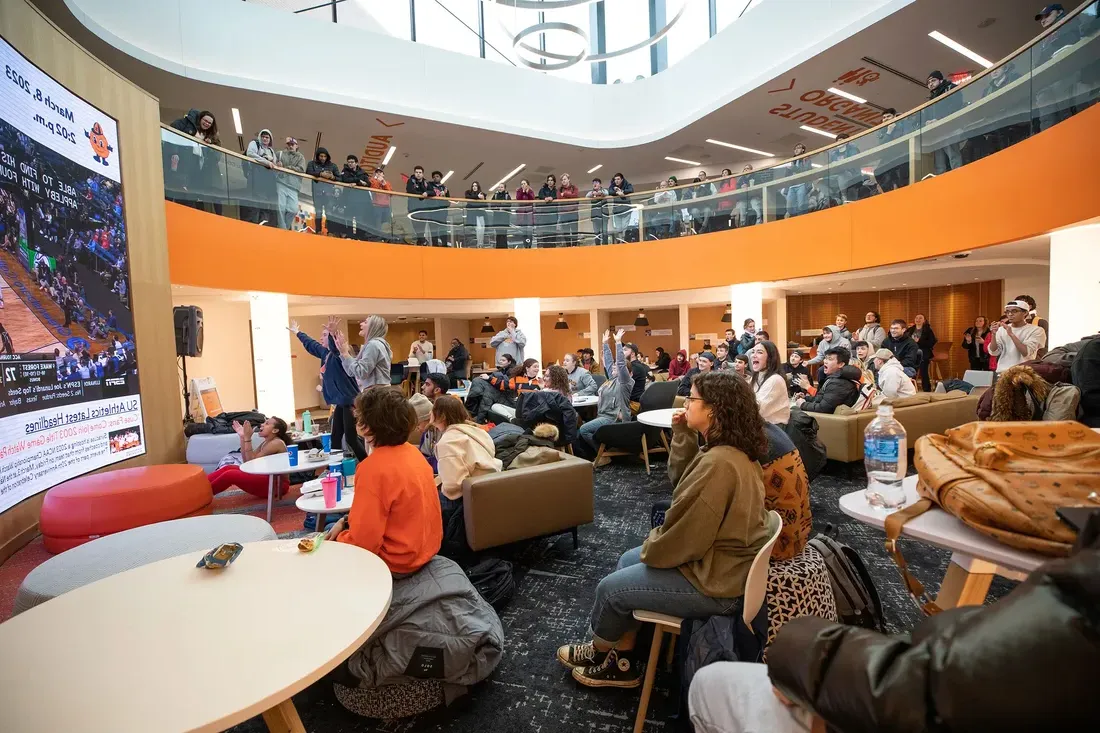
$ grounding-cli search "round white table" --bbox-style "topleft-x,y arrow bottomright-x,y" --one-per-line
289,431 -> 330,445
0,540 -> 392,733
241,452 -> 331,522
840,475 -> 1043,609
637,408 -> 679,428
572,394 -> 599,408
296,478 -> 355,532
448,388 -> 469,400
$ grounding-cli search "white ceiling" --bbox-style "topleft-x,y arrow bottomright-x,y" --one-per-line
38,0 -> 1044,186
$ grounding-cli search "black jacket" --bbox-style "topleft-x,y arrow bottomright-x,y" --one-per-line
928,76 -> 964,116
305,147 -> 340,179
799,365 -> 861,413
445,344 -> 469,374
339,163 -> 369,186
677,367 -> 704,396
655,352 -> 671,371
515,390 -> 578,446
489,190 -> 512,227
882,333 -> 921,370
169,109 -> 203,137
406,174 -> 430,211
961,326 -> 990,364
628,360 -> 648,402
906,324 -> 937,357
768,536 -> 1100,733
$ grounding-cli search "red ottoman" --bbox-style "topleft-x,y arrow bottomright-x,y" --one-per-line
39,465 -> 214,554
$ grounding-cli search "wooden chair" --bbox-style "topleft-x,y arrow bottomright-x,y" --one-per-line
592,382 -> 678,474
629,510 -> 782,733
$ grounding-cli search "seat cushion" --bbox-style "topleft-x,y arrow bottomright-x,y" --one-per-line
39,465 -> 213,553
187,433 -> 260,473
13,514 -> 275,615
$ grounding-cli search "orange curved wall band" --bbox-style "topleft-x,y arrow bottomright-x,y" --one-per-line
168,104 -> 1100,300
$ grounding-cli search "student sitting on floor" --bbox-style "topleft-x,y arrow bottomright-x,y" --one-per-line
557,371 -> 777,688
326,387 -> 441,575
208,417 -> 289,499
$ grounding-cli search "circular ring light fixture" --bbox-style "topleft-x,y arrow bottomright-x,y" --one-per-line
512,21 -> 589,70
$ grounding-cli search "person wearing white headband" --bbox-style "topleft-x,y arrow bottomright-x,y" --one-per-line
988,299 -> 1047,373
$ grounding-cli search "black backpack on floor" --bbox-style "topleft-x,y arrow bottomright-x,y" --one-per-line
807,525 -> 884,631
465,558 -> 515,611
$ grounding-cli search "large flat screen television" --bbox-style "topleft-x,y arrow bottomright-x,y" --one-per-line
0,32 -> 143,514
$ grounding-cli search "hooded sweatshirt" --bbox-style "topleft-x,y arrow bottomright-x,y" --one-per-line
597,341 -> 635,422
875,357 -> 916,403
306,147 -> 340,179
297,331 -> 359,407
856,322 -> 886,350
245,129 -> 276,166
806,325 -> 852,365
436,423 -> 502,500
342,336 -> 393,390
567,364 -> 598,396
669,350 -> 691,378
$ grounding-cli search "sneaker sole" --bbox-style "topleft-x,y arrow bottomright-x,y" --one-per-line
556,649 -> 592,670
571,668 -> 642,689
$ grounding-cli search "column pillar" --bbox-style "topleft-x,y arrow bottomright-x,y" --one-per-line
250,292 -> 295,421
1048,224 -> 1100,349
513,298 -> 542,365
730,282 -> 764,339
678,303 -> 690,352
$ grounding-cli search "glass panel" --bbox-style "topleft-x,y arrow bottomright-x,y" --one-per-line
228,135 -> 281,227
414,0 -> 481,58
161,127 -> 228,214
482,4 -> 540,65
604,0 -> 651,84
666,0 -> 711,68
1031,2 -> 1100,133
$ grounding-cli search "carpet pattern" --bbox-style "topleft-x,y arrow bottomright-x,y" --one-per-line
220,459 -> 1014,733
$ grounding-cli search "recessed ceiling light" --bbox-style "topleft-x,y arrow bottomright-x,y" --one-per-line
928,30 -> 993,68
664,156 -> 701,166
382,145 -> 396,165
440,170 -> 454,184
491,163 -> 526,190
587,164 -> 603,174
800,125 -> 837,139
705,139 -> 774,157
826,87 -> 867,104
231,107 -> 243,135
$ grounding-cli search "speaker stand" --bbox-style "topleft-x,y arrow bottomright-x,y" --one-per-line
181,355 -> 194,425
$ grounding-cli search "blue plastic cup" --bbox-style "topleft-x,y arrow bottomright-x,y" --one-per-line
321,434 -> 331,453
286,444 -> 299,467
342,457 -> 355,478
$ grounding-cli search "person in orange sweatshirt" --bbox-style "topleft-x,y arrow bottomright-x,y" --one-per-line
326,386 -> 441,575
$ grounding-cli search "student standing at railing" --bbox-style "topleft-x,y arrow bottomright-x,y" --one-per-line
515,179 -> 536,248
926,71 -> 965,174
650,180 -> 676,240
586,178 -> 609,245
339,155 -> 371,240
368,168 -> 393,242
558,173 -> 580,247
426,171 -> 451,247
490,184 -> 512,249
464,181 -> 488,248
734,165 -> 762,227
536,174 -> 559,248
691,171 -> 717,233
405,165 -> 431,245
306,147 -> 340,234
715,168 -> 736,231
243,129 -> 278,226
829,134 -> 864,203
783,144 -> 811,218
871,110 -> 909,194
275,137 -> 305,230
607,173 -> 634,243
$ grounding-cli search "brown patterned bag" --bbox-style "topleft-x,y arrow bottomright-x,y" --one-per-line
913,421 -> 1100,557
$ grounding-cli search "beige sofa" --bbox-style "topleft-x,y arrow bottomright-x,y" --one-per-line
809,391 -> 980,463
462,452 -> 594,551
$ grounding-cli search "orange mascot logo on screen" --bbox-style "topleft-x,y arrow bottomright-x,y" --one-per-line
84,122 -> 113,165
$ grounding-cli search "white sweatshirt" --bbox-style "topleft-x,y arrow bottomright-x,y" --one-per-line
754,373 -> 791,425
435,423 -> 502,500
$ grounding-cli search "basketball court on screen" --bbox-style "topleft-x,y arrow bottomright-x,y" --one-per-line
0,273 -> 63,355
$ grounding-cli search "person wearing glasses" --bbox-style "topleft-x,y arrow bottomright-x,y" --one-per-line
558,371 -> 776,689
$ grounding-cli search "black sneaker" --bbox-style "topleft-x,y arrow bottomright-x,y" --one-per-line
556,641 -> 606,670
571,649 -> 642,689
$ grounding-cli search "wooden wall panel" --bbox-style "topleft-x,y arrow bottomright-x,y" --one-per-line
607,309 -> 679,360
786,279 -> 1004,380
0,0 -> 182,562
540,313 -> 591,366
688,305 -> 729,353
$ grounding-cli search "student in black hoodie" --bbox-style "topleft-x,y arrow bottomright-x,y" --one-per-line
795,347 -> 861,413
306,147 -> 341,234
464,181 -> 488,248
907,313 -> 938,391
607,173 -> 634,243
926,70 -> 964,174
490,184 -> 512,249
338,154 -> 371,239
426,170 -> 451,247
882,318 -> 922,377
405,165 -> 431,245
536,174 -> 559,248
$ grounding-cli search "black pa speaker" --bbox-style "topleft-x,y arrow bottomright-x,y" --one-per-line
173,305 -> 203,357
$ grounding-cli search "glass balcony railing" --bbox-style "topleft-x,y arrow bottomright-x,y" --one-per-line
162,1 -> 1100,247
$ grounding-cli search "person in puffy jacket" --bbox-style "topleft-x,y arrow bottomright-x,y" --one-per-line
490,184 -> 512,249
516,380 -> 578,446
607,173 -> 634,242
871,348 -> 916,403
289,318 -> 364,459
926,70 -> 964,173
306,147 -> 341,233
689,525 -> 1100,733
536,174 -> 559,247
795,347 -> 861,413
882,319 -> 922,375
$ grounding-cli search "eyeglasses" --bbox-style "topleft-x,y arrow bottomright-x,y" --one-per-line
683,395 -> 707,406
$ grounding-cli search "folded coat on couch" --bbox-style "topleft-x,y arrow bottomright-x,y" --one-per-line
346,555 -> 504,703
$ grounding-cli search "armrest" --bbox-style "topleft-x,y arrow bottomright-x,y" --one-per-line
462,453 -> 594,551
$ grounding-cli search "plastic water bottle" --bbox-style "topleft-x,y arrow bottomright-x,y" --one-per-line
864,405 -> 907,509
302,410 -> 312,435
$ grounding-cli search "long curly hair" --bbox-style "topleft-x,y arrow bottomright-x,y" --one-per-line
691,371 -> 768,462
546,364 -> 572,396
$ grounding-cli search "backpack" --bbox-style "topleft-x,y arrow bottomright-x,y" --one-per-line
465,558 -> 515,611
785,409 -> 828,481
806,528 -> 884,631
1071,336 -> 1100,427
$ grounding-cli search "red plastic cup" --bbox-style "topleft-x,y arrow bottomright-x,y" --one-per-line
321,476 -> 337,509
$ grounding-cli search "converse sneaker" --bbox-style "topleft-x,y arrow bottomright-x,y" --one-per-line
571,648 -> 642,688
557,641 -> 606,670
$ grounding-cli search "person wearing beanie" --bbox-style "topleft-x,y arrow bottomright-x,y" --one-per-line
407,393 -> 438,472
871,347 -> 916,403
926,70 -> 964,173
677,351 -> 716,396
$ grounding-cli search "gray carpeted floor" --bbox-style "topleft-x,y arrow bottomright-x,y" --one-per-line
227,457 -> 1014,733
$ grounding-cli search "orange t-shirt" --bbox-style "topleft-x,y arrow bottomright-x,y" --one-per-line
336,442 -> 442,574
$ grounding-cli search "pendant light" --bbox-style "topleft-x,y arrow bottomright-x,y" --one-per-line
721,306 -> 732,323
480,317 -> 494,334
554,313 -> 569,330
634,309 -> 649,327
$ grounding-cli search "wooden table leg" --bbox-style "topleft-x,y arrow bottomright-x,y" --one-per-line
261,698 -> 305,733
266,475 -> 274,523
936,559 -> 994,609
315,512 -> 325,534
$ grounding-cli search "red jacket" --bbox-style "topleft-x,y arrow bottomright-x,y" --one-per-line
515,187 -> 536,225
717,179 -> 737,211
669,350 -> 691,378
558,183 -> 580,215
369,178 -> 392,207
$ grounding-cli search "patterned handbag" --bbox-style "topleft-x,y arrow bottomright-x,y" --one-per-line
886,421 -> 1100,615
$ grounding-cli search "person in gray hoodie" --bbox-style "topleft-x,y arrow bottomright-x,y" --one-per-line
490,316 -> 527,364
855,310 -> 886,350
563,353 -> 598,396
337,315 -> 393,390
805,325 -> 851,381
575,329 -> 634,462
243,128 -> 277,225
275,137 -> 306,230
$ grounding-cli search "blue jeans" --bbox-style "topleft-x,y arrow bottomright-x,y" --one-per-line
577,415 -> 615,452
589,546 -> 743,644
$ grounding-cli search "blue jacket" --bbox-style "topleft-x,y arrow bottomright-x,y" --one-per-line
297,331 -> 360,407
